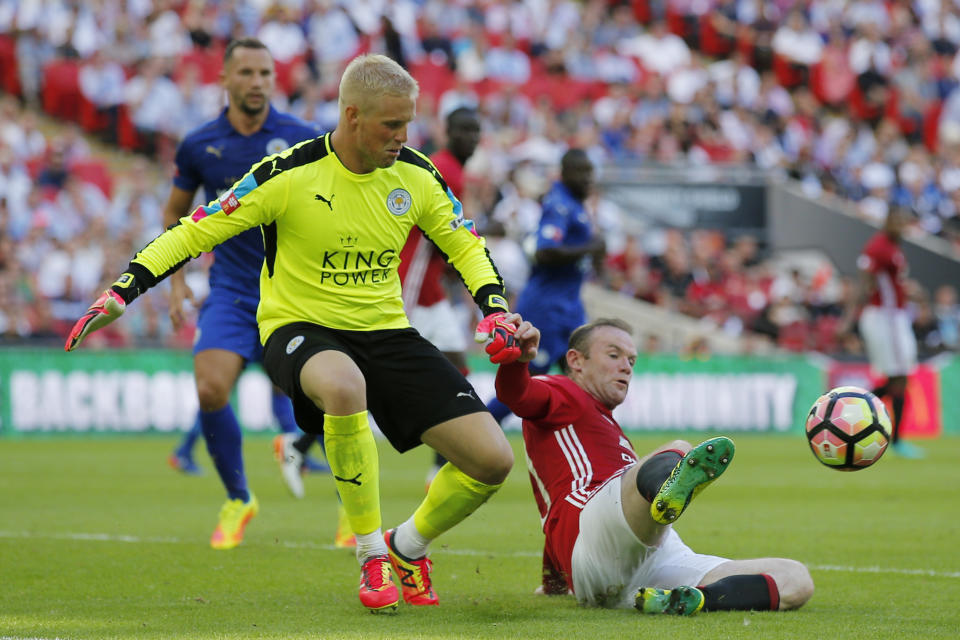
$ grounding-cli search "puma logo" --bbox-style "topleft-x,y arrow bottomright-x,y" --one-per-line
315,193 -> 334,210
456,390 -> 476,400
334,473 -> 362,486
205,145 -> 223,158
270,158 -> 282,175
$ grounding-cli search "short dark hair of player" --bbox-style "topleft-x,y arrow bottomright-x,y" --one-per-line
446,107 -> 478,130
444,107 -> 481,164
561,148 -> 590,169
224,37 -> 270,65
883,206 -> 908,240
560,148 -> 594,200
559,318 -> 634,375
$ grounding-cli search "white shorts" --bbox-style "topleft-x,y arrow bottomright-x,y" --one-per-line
407,299 -> 468,353
570,475 -> 728,609
859,306 -> 917,377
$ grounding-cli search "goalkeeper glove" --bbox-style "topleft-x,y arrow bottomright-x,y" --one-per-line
474,312 -> 521,364
64,272 -> 142,352
64,289 -> 125,351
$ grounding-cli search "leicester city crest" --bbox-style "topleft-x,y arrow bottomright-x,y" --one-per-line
386,188 -> 412,216
266,138 -> 289,155
286,335 -> 304,354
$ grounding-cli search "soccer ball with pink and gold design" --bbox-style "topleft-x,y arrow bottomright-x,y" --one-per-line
805,386 -> 891,471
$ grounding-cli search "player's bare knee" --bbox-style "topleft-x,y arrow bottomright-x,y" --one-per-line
300,354 -> 365,414
470,444 -> 514,485
311,376 -> 366,415
196,378 -> 231,412
299,360 -> 364,413
489,444 -> 514,484
773,560 -> 814,610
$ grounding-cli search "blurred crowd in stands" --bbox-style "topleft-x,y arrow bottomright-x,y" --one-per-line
0,0 -> 959,357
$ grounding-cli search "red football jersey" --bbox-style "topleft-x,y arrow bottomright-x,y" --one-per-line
496,363 -> 639,591
430,148 -> 466,196
858,231 -> 907,308
398,149 -> 466,308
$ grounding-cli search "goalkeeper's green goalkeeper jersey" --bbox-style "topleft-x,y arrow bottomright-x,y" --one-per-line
125,133 -> 505,343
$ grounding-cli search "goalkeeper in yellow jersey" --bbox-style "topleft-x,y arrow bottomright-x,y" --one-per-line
65,54 -> 525,613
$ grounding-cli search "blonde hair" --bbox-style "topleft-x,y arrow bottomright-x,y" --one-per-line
338,54 -> 419,113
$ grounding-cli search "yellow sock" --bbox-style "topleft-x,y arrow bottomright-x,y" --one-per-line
323,411 -> 380,536
412,463 -> 502,540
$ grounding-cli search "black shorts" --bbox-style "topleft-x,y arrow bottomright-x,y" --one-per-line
263,322 -> 488,453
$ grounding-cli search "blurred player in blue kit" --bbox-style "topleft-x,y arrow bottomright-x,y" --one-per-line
161,37 -> 341,549
487,148 -> 605,424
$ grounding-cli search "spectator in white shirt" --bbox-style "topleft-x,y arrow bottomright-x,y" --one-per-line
79,50 -> 127,109
147,0 -> 192,59
258,5 -> 307,63
124,58 -> 183,138
485,33 -> 531,84
618,19 -> 691,77
0,144 -> 32,238
308,0 -> 360,79
709,50 -> 761,109
849,21 -> 892,75
772,9 -> 824,66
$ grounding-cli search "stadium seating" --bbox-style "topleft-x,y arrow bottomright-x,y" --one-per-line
0,35 -> 20,96
409,59 -> 455,102
699,15 -> 734,57
69,158 -> 113,198
116,104 -> 145,152
41,60 -> 82,122
772,53 -> 806,89
1,0 -> 959,354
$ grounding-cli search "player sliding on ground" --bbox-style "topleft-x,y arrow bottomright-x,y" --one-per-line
497,317 -> 814,614
65,54 -> 522,614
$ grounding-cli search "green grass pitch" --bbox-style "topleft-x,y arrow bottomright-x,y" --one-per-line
2,433 -> 959,639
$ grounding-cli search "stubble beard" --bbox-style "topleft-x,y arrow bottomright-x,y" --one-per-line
238,98 -> 267,117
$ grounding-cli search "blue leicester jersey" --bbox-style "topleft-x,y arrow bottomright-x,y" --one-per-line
173,107 -> 320,297
518,181 -> 594,310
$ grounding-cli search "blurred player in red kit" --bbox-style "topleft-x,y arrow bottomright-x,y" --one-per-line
854,208 -> 924,458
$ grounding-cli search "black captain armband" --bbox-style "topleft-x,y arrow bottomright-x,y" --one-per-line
475,284 -> 509,317
109,263 -> 156,305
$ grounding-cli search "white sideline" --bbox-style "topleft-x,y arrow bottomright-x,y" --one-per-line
1,530 -> 959,579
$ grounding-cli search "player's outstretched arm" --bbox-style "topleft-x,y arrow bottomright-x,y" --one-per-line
67,167 -> 284,351
65,272 -> 139,351
65,220 -> 230,351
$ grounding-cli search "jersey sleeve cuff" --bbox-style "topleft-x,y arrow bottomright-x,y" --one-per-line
110,262 -> 156,304
474,284 -> 509,317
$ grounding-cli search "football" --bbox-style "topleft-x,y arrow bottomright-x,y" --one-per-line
805,386 -> 891,471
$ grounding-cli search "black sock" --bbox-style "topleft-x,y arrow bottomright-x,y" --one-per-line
294,432 -> 317,454
871,382 -> 889,399
700,574 -> 779,611
890,392 -> 905,443
635,450 -> 683,502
